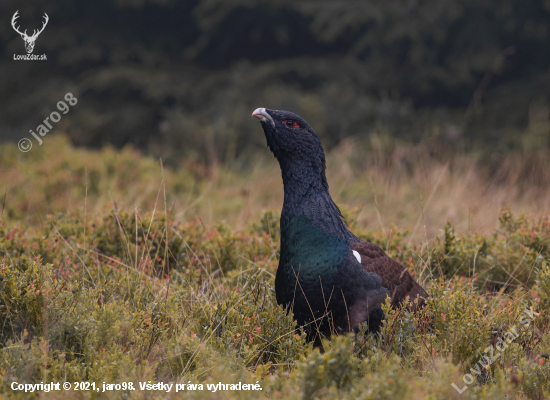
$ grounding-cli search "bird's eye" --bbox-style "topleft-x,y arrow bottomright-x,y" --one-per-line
283,119 -> 300,128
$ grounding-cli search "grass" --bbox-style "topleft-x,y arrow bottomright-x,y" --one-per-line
2,135 -> 550,240
0,134 -> 549,399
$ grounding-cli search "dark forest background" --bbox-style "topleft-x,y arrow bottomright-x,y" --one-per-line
1,0 -> 549,166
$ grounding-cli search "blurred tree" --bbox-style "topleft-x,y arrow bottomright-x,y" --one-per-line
0,0 -> 549,164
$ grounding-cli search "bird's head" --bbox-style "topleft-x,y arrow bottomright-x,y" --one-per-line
252,108 -> 326,176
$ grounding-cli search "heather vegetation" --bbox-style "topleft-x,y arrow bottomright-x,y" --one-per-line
0,136 -> 549,399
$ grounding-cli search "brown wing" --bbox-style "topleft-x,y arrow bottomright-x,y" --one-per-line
350,241 -> 428,311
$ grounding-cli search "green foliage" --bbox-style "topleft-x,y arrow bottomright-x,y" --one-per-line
534,262 -> 550,312
1,144 -> 550,398
193,279 -> 308,370
294,335 -> 365,398
2,0 -> 550,163
252,209 -> 280,243
0,203 -> 549,398
430,211 -> 550,290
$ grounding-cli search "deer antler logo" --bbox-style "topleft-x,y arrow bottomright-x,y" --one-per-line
11,11 -> 49,54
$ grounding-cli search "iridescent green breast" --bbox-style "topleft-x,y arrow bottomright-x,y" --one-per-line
277,214 -> 348,297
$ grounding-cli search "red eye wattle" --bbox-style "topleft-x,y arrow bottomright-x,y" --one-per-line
283,119 -> 300,129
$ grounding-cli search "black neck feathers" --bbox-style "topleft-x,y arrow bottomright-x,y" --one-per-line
252,107 -> 357,242
277,142 -> 355,243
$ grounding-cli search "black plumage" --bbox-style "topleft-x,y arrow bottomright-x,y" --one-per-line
252,108 -> 428,341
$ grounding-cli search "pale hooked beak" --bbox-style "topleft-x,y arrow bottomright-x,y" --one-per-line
251,108 -> 275,126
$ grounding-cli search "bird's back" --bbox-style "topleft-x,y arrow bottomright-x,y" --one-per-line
350,241 -> 428,310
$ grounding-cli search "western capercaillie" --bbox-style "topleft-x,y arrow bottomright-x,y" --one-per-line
252,107 -> 428,341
